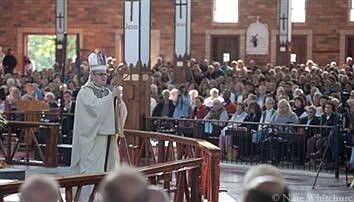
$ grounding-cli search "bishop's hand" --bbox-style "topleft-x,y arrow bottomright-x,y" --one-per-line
112,86 -> 123,100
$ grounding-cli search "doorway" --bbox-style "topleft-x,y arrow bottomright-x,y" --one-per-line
25,34 -> 77,72
211,35 -> 240,63
346,35 -> 354,58
276,35 -> 307,66
290,35 -> 307,65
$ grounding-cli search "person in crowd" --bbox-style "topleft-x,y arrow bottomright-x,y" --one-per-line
19,174 -> 60,202
344,99 -> 354,170
62,90 -> 73,112
71,50 -> 127,201
252,97 -> 276,162
203,98 -> 229,136
2,48 -> 17,75
204,98 -> 229,122
300,106 -> 320,162
150,84 -> 159,102
44,92 -> 58,109
256,85 -> 267,107
345,56 -> 353,68
237,60 -> 248,77
62,90 -> 74,138
270,99 -> 299,127
190,63 -> 204,85
293,96 -> 307,118
242,101 -> 262,131
0,87 -> 8,112
199,58 -> 209,73
222,89 -> 236,116
204,88 -> 224,109
308,101 -> 338,169
327,98 -> 354,170
169,88 -> 178,103
173,84 -> 190,118
268,99 -> 298,164
218,102 -> 248,157
233,82 -> 244,103
152,89 -> 175,131
188,89 -> 199,110
99,165 -> 148,202
190,96 -> 208,119
152,89 -> 175,118
6,86 -> 21,110
211,61 -> 226,79
21,83 -> 36,101
307,86 -> 320,105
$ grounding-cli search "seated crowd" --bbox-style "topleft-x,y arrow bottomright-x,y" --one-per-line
1,49 -> 353,201
150,57 -> 354,169
1,49 -> 354,168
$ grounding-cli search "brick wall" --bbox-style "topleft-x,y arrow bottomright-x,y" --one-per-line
0,0 -> 353,71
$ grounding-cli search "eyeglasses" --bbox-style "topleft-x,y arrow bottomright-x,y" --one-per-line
94,73 -> 107,76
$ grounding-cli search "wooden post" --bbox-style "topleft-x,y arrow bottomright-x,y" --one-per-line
44,124 -> 58,167
121,67 -> 151,130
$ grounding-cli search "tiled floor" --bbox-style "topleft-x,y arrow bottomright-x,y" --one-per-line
220,163 -> 354,202
2,163 -> 354,202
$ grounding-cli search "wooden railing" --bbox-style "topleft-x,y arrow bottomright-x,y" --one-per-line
0,158 -> 203,202
0,121 -> 59,167
121,129 -> 220,202
0,128 -> 220,202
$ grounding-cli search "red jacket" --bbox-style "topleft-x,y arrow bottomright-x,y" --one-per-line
191,104 -> 208,119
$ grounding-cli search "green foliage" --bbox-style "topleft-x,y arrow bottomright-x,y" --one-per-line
27,35 -> 77,71
28,35 -> 56,71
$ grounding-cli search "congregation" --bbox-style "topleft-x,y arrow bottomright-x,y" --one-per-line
1,45 -> 354,201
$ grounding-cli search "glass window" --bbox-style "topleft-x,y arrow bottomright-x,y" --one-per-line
213,0 -> 238,23
291,0 -> 306,23
351,0 -> 354,21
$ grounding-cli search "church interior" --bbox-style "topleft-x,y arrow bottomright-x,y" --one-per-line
0,0 -> 354,201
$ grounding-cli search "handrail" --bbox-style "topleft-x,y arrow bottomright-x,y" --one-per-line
123,129 -> 220,202
0,158 -> 204,202
7,111 -> 74,116
0,122 -> 220,201
6,120 -> 60,127
147,116 -> 334,129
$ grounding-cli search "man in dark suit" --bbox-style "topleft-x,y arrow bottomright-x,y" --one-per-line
152,89 -> 175,131
2,48 -> 17,75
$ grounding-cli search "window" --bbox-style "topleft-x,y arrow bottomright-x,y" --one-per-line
351,0 -> 354,21
291,0 -> 306,23
213,0 -> 238,23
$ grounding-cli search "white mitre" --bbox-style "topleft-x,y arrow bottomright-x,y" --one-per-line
85,50 -> 107,85
88,50 -> 107,72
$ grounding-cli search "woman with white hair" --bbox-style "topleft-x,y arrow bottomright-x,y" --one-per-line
203,88 -> 224,108
188,89 -> 199,111
268,99 -> 298,164
271,99 -> 299,126
218,103 -> 248,158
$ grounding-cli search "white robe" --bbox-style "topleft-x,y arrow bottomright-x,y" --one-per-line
70,82 -> 127,201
